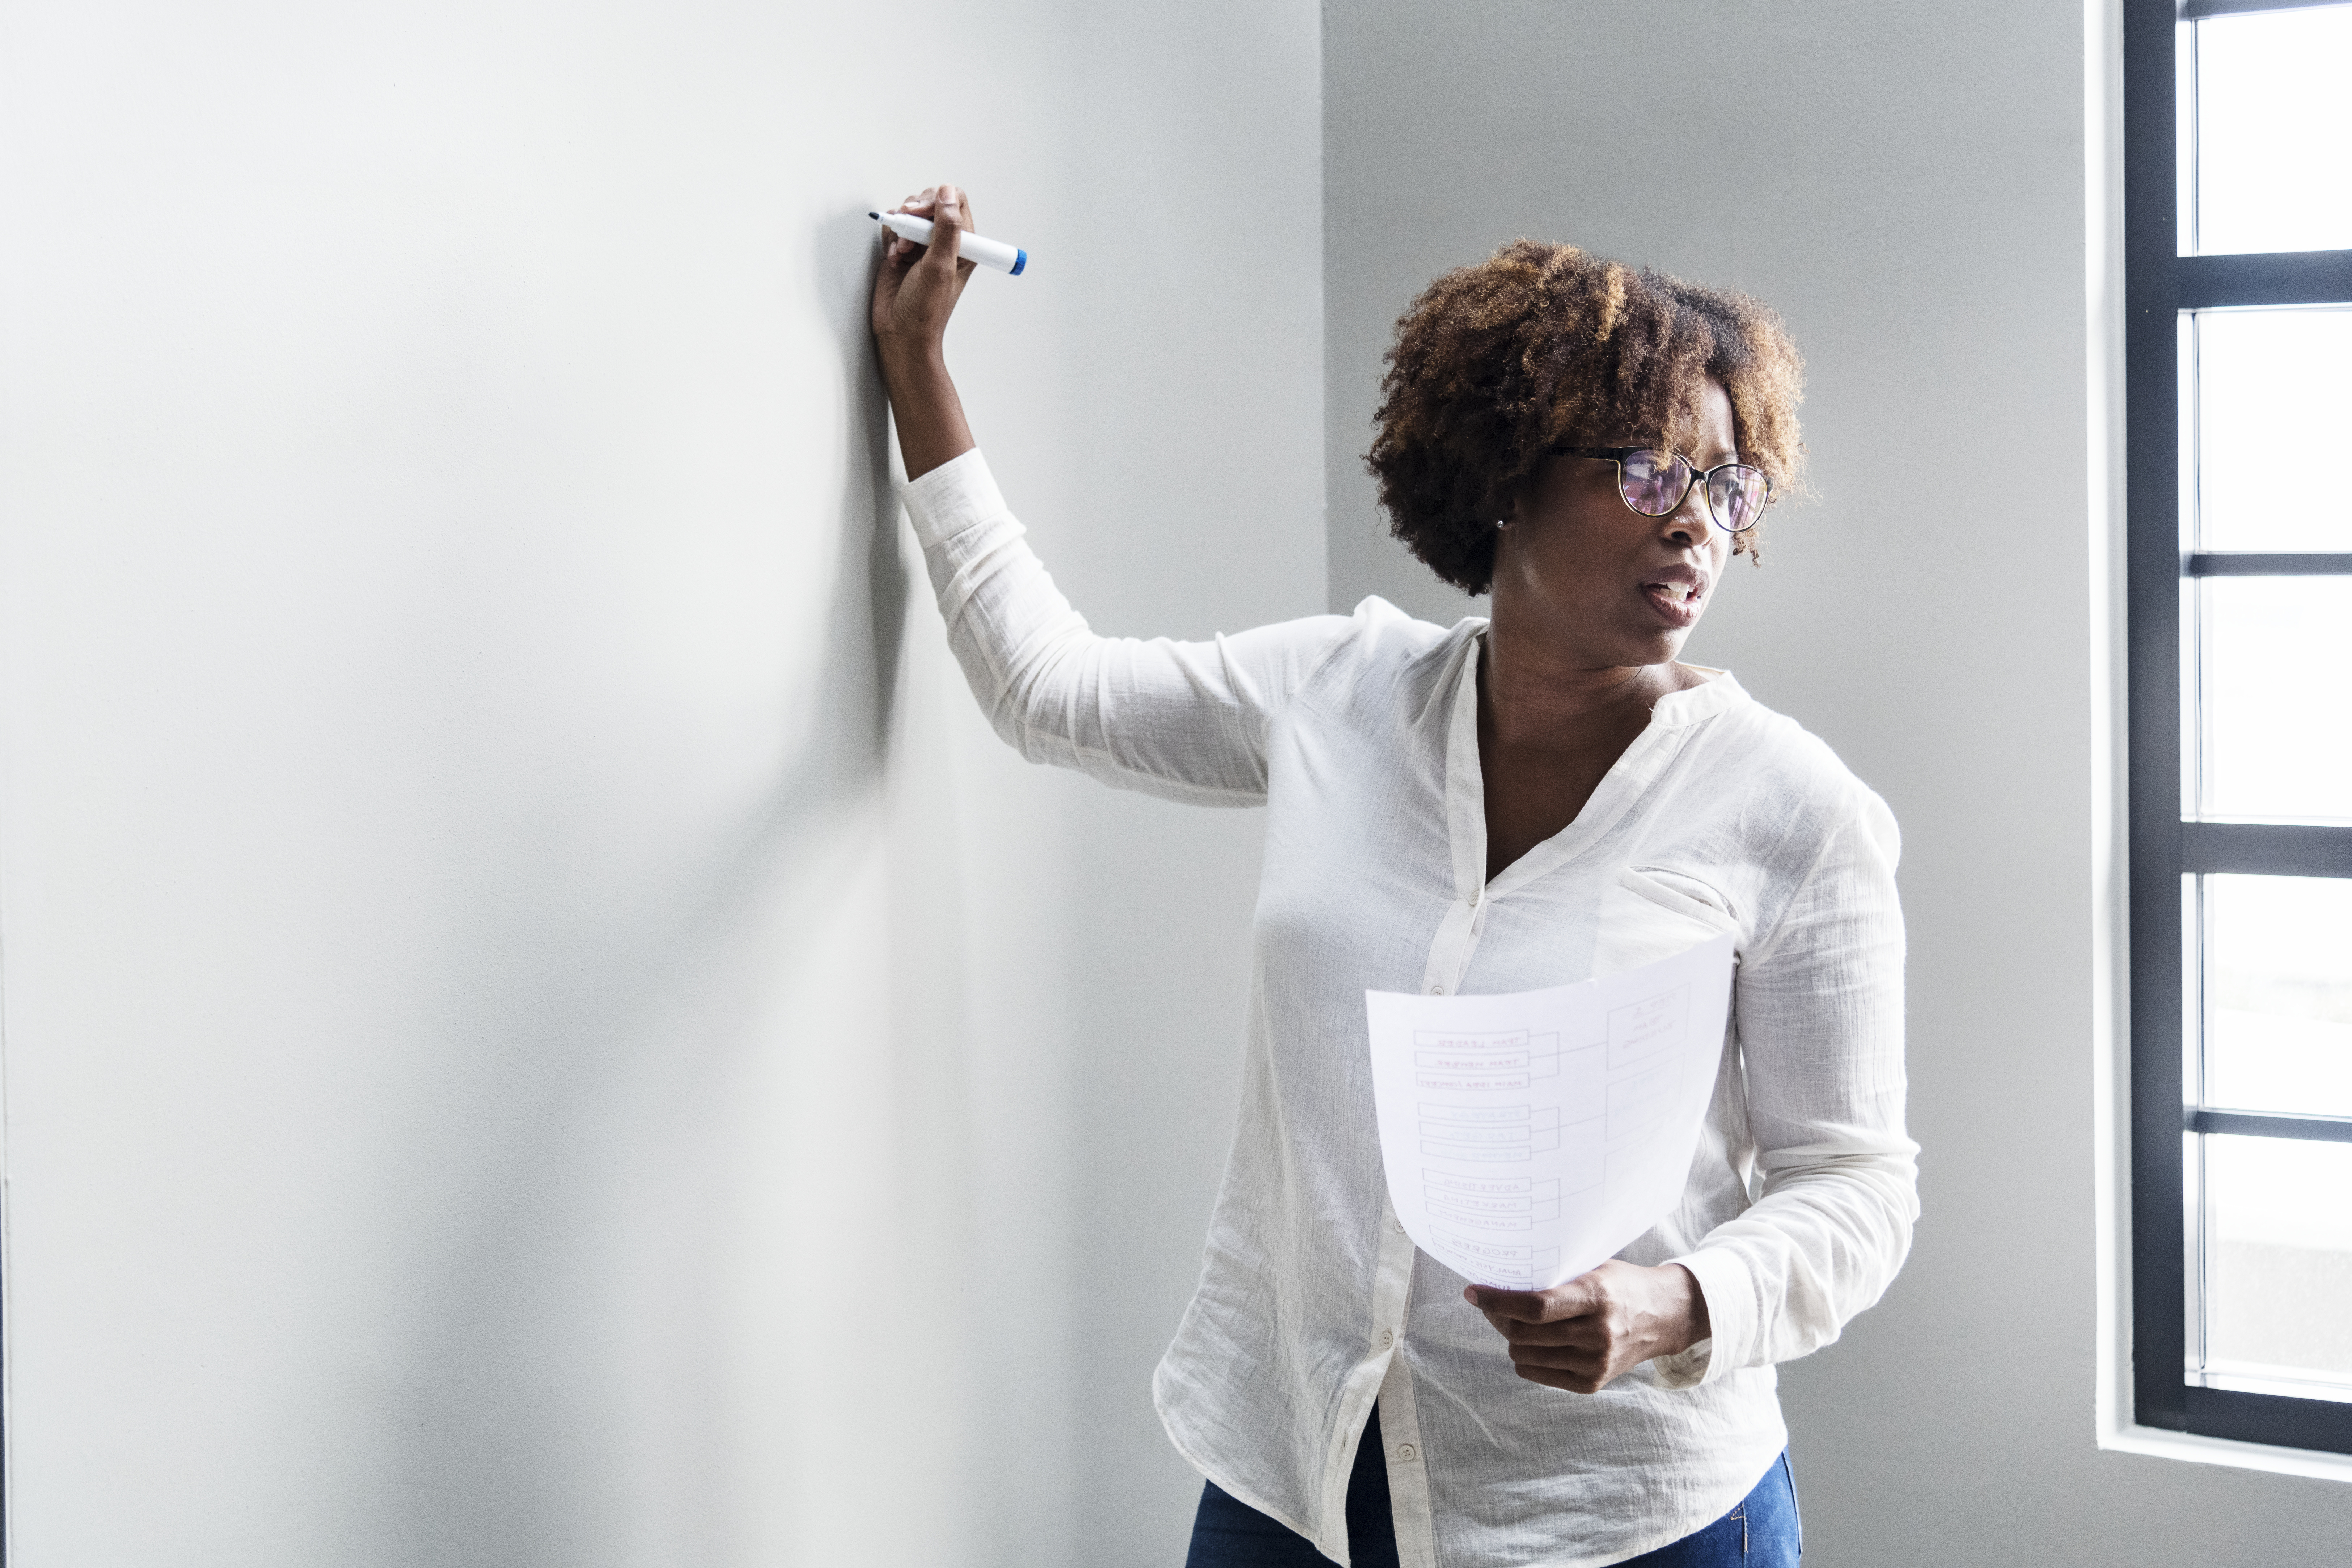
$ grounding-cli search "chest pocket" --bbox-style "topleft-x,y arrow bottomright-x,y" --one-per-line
1590,865 -> 1740,979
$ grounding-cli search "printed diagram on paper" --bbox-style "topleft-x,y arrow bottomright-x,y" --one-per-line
1364,934 -> 1736,1292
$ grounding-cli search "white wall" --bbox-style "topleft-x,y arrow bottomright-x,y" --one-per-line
1324,2 -> 2352,1564
0,3 -> 1320,1564
23,4 -> 2345,1564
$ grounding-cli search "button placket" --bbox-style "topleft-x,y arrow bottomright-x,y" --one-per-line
1376,1346 -> 1439,1568
1425,631 -> 1493,1000
1368,1206 -> 1415,1372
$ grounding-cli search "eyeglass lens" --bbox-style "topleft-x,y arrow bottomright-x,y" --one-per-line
1705,465 -> 1768,532
1615,449 -> 1765,532
1616,449 -> 1691,517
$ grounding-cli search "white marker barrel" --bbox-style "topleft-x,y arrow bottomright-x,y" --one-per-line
872,211 -> 1028,276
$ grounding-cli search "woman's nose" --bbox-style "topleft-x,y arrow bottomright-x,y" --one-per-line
1661,487 -> 1708,545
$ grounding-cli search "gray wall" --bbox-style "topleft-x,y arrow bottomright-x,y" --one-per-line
1325,2 -> 2351,1563
0,1 -> 1319,1563
965,7 -> 1326,1557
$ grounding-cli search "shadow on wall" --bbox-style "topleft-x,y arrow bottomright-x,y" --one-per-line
824,205 -> 914,751
364,212 -> 915,1567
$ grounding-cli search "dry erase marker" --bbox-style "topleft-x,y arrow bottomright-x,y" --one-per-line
870,210 -> 1028,276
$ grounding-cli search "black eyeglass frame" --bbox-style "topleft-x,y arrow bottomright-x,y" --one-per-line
1551,445 -> 1773,534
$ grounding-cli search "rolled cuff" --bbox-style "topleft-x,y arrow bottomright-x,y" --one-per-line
1650,1247 -> 1756,1390
899,447 -> 1007,549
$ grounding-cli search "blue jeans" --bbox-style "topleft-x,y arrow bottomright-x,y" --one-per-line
1184,1405 -> 1801,1567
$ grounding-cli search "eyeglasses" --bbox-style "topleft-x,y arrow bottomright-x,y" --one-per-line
1553,446 -> 1772,534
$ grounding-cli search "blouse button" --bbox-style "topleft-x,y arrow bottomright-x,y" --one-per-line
1428,984 -> 1444,995
1380,1328 -> 1395,1347
1396,1443 -> 1418,1462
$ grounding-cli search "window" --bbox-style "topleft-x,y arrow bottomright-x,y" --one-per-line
2125,0 -> 2352,1453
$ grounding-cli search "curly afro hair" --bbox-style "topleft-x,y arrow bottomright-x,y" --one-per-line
1365,240 -> 1807,595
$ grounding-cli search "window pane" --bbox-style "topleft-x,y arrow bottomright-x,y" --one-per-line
2195,308 -> 2352,553
2204,1134 -> 2352,1386
2193,7 -> 2352,255
2197,576 -> 2352,821
2203,875 -> 2352,1117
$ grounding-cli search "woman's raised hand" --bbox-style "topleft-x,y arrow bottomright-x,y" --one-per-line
870,183 -> 979,479
871,184 -> 978,354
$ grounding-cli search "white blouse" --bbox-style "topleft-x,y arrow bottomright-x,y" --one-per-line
902,450 -> 1917,1568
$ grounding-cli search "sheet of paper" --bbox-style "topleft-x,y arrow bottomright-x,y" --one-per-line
1365,933 -> 1736,1292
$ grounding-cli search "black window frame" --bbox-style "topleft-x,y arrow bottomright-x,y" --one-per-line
2124,0 -> 2352,1454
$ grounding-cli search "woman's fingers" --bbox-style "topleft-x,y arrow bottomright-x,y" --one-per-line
1513,1360 -> 1610,1394
886,191 -> 928,258
1490,1311 -> 1608,1348
1469,1277 -> 1612,1333
883,184 -> 978,271
918,192 -> 964,275
1463,1286 -> 1541,1319
885,188 -> 940,260
1465,1275 -> 1607,1324
915,185 -> 972,279
1505,1336 -> 1625,1393
1507,1340 -> 1601,1373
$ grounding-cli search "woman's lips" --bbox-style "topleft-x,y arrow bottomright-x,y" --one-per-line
1642,579 -> 1704,628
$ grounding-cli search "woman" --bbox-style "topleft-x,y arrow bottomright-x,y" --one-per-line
872,186 -> 1914,1568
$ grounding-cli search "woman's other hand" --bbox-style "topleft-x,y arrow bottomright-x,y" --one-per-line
1464,1261 -> 1711,1394
871,184 -> 977,356
870,183 -> 979,479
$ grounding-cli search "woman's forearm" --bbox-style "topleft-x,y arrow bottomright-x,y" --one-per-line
879,342 -> 975,481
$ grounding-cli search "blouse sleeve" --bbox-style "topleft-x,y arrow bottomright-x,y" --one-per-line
1654,789 -> 1919,1387
901,449 -> 1350,807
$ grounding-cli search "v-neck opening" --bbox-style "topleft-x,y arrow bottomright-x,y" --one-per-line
1444,627 -> 1730,905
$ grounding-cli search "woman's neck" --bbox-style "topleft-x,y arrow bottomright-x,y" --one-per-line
1479,616 -> 1683,755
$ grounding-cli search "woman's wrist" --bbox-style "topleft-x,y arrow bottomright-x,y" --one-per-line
876,340 -> 974,480
876,334 -> 945,377
1653,1263 -> 1711,1357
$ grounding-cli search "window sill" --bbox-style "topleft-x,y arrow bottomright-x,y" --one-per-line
2100,1421 -> 2352,1485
